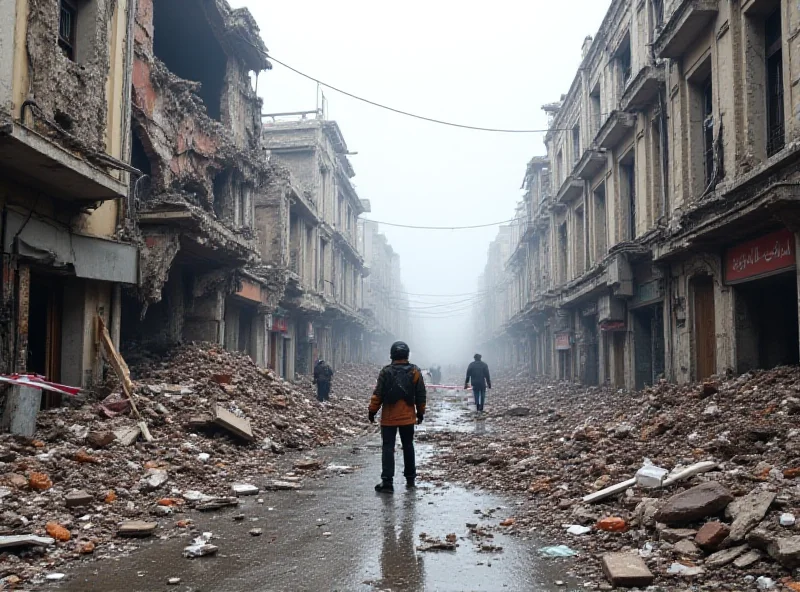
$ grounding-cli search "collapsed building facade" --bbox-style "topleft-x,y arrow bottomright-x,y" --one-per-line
0,0 -> 409,416
480,0 -> 800,388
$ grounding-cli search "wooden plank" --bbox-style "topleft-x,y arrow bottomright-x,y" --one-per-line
583,461 -> 719,504
213,405 -> 254,442
583,478 -> 637,504
0,385 -> 42,437
97,316 -> 153,442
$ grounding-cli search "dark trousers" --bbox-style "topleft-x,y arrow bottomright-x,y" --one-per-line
381,424 -> 416,481
473,387 -> 486,411
317,381 -> 331,401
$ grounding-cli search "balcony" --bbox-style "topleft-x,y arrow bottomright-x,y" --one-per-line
620,65 -> 666,112
654,0 -> 718,59
555,176 -> 584,204
573,148 -> 607,180
595,111 -> 636,149
0,119 -> 128,202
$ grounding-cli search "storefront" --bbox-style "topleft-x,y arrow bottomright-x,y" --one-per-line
555,331 -> 573,380
579,302 -> 599,386
267,313 -> 290,378
726,229 -> 799,373
598,294 -> 627,388
629,270 -> 666,389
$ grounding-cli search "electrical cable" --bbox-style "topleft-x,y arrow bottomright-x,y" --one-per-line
264,54 -> 554,134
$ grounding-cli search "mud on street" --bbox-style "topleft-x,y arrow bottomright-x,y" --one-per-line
47,393 -> 578,592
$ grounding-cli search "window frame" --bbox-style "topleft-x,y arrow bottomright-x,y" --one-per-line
58,0 -> 78,61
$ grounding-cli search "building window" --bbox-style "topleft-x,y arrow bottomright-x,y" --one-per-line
766,9 -> 784,157
572,125 -> 581,165
59,0 -> 77,60
702,76 -> 714,187
590,85 -> 602,137
620,158 -> 636,240
652,0 -> 664,30
617,35 -> 632,92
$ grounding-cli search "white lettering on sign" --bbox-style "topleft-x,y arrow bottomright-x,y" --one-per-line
730,238 -> 793,273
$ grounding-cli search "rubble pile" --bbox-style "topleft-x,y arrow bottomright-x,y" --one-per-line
0,343 -> 377,585
421,366 -> 800,589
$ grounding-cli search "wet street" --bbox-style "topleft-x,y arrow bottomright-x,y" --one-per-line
49,395 -> 577,592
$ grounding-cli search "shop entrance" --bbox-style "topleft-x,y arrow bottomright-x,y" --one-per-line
734,271 -> 799,372
632,304 -> 665,389
581,315 -> 599,385
27,274 -> 63,408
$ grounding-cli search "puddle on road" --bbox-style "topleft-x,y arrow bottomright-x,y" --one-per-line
50,399 -> 578,592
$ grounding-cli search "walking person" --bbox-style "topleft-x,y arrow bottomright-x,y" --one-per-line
369,341 -> 427,493
465,353 -> 491,414
313,359 -> 333,402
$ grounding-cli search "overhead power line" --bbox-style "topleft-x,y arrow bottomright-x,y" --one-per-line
264,53 -> 556,134
362,217 -> 516,230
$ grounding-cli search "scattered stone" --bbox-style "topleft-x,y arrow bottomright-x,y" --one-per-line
673,539 -> 701,557
600,552 -> 654,588
294,458 -> 323,471
505,407 -> 530,417
143,468 -> 168,490
266,480 -> 302,491
196,498 -> 239,512
44,573 -> 66,581
86,430 -> 116,448
705,544 -> 748,568
661,528 -> 697,543
695,521 -> 730,550
65,489 -> 93,508
28,472 -> 52,491
726,490 -> 776,541
756,576 -> 776,590
232,483 -> 259,496
767,536 -> 800,569
167,577 -> 181,585
0,535 -> 54,549
118,521 -> 158,538
733,549 -> 762,568
781,513 -> 796,527
249,528 -> 262,536
654,482 -> 733,526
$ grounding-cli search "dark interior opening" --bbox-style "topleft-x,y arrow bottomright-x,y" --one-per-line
131,128 -> 152,177
735,271 -> 799,372
152,0 -> 226,121
633,304 -> 665,389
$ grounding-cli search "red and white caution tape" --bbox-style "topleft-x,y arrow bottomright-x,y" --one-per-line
0,374 -> 81,397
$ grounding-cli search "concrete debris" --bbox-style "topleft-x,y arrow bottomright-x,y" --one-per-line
64,490 -> 93,508
117,521 -> 158,538
232,484 -> 259,496
417,533 -> 458,552
600,552 -> 654,587
420,366 -> 800,589
0,535 -> 54,549
654,482 -> 734,526
780,513 -> 796,527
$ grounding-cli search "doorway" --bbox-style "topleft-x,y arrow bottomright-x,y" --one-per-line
27,274 -> 63,407
633,304 -> 665,389
581,315 -> 599,385
692,276 -> 716,380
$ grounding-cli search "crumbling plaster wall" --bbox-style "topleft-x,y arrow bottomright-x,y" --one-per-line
132,0 -> 269,217
24,0 -> 117,152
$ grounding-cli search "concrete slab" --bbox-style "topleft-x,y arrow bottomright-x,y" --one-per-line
601,552 -> 655,588
213,405 -> 254,441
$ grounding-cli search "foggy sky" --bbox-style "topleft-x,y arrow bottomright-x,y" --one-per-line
232,0 -> 612,369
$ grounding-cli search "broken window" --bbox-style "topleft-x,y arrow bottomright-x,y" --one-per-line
617,35 -> 632,92
702,76 -> 714,187
593,182 -> 607,260
652,0 -> 664,31
572,125 -> 581,166
766,8 -> 784,157
153,0 -> 227,121
620,153 -> 636,240
558,222 -> 568,284
58,0 -> 80,61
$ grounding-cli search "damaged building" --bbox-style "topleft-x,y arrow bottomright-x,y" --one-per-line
123,0 -> 277,365
0,0 -> 138,396
261,113 -> 374,375
481,0 -> 800,388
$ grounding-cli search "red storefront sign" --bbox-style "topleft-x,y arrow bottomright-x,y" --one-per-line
725,229 -> 796,284
555,333 -> 571,351
271,317 -> 288,333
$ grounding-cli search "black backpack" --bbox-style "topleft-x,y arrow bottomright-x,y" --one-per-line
383,364 -> 416,405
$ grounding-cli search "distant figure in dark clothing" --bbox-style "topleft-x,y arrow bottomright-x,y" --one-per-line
431,365 -> 442,385
313,359 -> 333,402
465,354 -> 491,413
369,341 -> 427,493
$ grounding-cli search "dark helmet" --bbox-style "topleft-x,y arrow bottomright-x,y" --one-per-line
390,341 -> 410,360
474,353 -> 482,361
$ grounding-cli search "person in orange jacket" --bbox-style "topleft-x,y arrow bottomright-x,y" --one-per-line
369,341 -> 427,493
